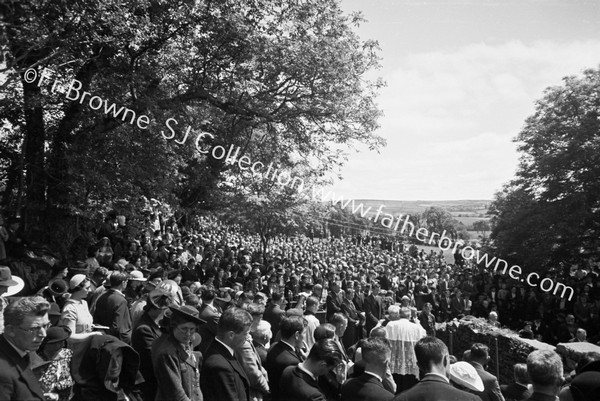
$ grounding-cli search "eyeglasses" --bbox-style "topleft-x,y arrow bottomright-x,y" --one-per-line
17,323 -> 51,335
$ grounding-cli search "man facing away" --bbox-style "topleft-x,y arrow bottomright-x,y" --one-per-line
385,306 -> 426,393
469,343 -> 505,401
279,338 -> 343,401
341,337 -> 394,401
393,336 -> 481,401
0,296 -> 50,401
500,363 -> 532,401
526,350 -> 564,401
201,306 -> 251,401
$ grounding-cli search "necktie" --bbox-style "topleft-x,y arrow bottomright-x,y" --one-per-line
184,344 -> 196,365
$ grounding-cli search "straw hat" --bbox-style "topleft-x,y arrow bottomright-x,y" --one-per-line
449,361 -> 484,392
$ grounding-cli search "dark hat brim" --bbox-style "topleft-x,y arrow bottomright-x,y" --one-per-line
47,279 -> 69,297
44,327 -> 71,344
168,305 -> 206,325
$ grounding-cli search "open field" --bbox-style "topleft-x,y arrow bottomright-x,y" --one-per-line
352,199 -> 491,229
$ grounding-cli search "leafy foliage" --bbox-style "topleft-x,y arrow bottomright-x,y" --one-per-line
489,67 -> 600,271
422,206 -> 461,239
0,0 -> 385,253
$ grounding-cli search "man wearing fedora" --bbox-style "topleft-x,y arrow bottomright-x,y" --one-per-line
0,265 -> 22,334
0,296 -> 51,401
152,303 -> 206,401
201,307 -> 252,401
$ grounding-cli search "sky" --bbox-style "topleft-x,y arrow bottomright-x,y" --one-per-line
329,0 -> 600,201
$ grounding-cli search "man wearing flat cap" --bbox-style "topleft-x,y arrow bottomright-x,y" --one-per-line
152,304 -> 206,401
132,288 -> 172,401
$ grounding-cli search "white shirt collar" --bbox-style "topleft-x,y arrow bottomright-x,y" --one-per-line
297,362 -> 317,381
281,340 -> 296,351
425,372 -> 449,383
364,370 -> 383,382
215,337 -> 235,357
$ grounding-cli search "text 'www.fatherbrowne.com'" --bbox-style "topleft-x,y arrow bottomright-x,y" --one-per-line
22,67 -> 574,301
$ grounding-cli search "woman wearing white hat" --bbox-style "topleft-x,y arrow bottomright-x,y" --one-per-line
58,274 -> 100,342
449,361 -> 485,394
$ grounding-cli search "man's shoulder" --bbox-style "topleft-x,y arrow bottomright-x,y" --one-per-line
269,342 -> 295,358
304,314 -> 320,323
268,341 -> 289,354
0,338 -> 17,368
472,364 -> 498,383
203,343 -> 231,367
394,377 -> 480,401
282,366 -> 321,396
341,374 -> 383,390
99,289 -> 124,302
281,364 -> 297,379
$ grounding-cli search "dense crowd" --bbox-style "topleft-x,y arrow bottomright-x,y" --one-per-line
0,210 -> 599,401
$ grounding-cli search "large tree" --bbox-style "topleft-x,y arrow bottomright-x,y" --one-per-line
1,0 -> 384,252
421,206 -> 460,240
489,66 -> 600,271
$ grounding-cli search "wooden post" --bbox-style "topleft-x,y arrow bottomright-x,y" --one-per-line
449,331 -> 453,355
495,337 -> 500,380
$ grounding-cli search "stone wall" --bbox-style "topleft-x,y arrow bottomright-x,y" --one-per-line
435,318 -> 555,385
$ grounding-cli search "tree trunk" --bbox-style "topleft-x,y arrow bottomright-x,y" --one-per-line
21,78 -> 47,234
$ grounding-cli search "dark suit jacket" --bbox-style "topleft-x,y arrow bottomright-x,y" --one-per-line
439,297 -> 452,320
131,311 -> 162,399
341,373 -> 394,401
0,335 -> 46,401
197,303 -> 220,355
471,362 -> 505,401
501,382 -> 532,401
526,392 -> 560,401
393,374 -> 481,401
93,289 -> 132,343
266,341 -> 301,401
326,292 -> 343,321
353,293 -> 365,312
450,296 -> 464,317
363,294 -> 383,333
280,365 -> 325,401
341,298 -> 360,349
152,333 -> 203,401
201,339 -> 249,401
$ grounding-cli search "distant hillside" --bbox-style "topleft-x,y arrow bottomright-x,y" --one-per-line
352,199 -> 491,218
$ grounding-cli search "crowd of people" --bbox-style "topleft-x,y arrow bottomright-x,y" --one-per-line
0,210 -> 599,401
